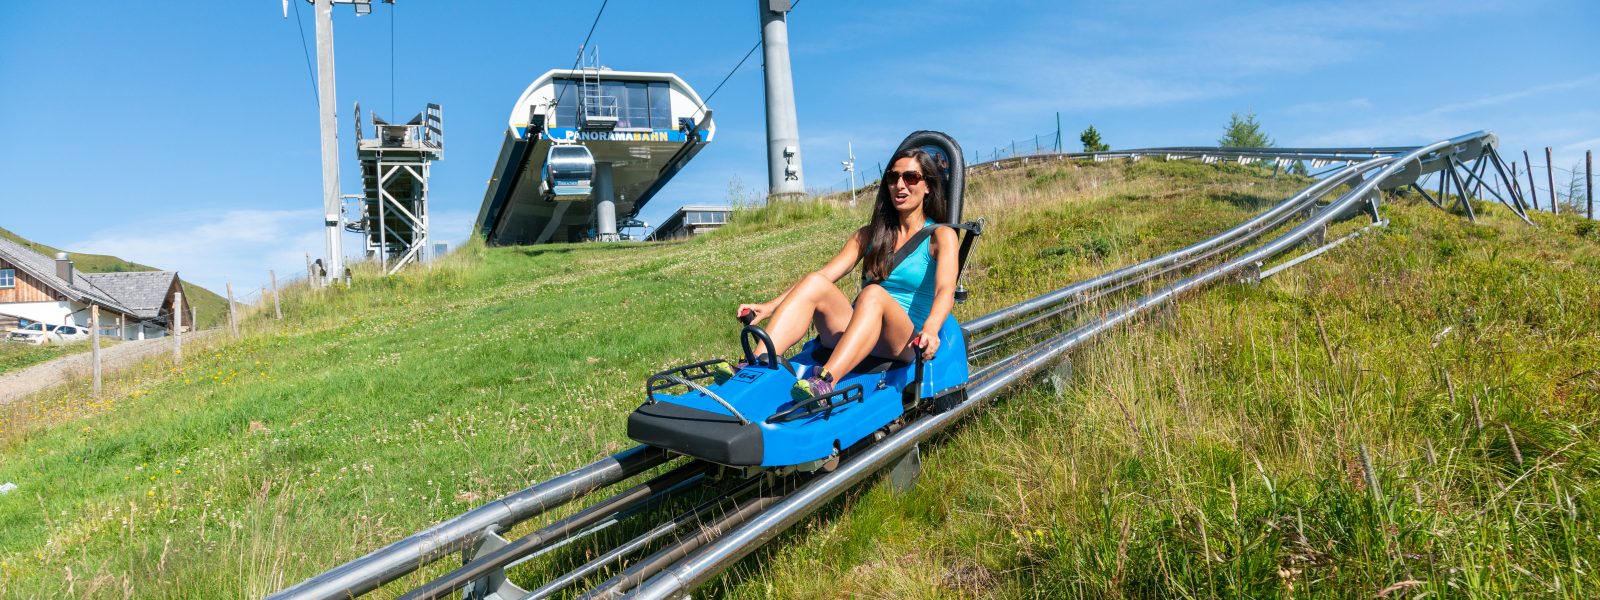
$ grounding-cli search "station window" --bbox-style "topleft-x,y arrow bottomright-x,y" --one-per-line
549,78 -> 676,130
551,80 -> 580,127
648,82 -> 672,129
685,211 -> 729,225
0,268 -> 13,288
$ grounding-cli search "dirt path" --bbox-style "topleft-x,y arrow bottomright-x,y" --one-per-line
0,331 -> 217,405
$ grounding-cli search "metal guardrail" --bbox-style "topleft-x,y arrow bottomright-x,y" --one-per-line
271,131 -> 1524,600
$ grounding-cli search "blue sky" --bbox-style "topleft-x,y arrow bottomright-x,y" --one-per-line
2,1 -> 1595,298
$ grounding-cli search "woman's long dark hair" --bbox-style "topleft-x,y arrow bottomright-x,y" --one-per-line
862,148 -> 949,282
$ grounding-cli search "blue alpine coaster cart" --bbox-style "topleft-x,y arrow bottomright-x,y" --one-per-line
627,131 -> 983,472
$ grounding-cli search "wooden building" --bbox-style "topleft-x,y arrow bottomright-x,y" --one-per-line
0,236 -> 193,340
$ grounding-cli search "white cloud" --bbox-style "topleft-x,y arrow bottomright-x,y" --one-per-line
1426,74 -> 1600,116
1294,77 -> 1600,170
70,209 -> 325,297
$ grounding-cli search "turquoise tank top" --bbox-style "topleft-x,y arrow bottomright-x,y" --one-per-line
870,219 -> 939,324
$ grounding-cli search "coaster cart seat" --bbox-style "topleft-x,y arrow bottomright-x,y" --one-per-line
627,131 -> 983,470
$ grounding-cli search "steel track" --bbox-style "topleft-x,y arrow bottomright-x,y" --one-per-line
269,131 -> 1515,600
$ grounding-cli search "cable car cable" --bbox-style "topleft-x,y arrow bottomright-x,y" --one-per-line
289,0 -> 319,106
692,1 -> 802,122
552,0 -> 611,115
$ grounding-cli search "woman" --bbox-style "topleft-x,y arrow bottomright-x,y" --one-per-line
737,147 -> 961,399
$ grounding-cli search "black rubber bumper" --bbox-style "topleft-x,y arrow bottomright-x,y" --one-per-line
627,402 -> 764,466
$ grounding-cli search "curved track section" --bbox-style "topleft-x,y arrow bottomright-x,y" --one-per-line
271,131 -> 1515,600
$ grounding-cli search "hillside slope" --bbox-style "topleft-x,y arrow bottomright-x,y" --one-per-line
1,160 -> 1597,598
0,226 -> 228,329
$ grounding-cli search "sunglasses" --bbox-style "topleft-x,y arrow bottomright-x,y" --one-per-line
884,170 -> 924,186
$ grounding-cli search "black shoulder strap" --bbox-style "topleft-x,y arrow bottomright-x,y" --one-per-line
862,224 -> 944,287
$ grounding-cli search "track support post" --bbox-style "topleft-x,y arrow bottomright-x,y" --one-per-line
462,526 -> 529,600
1238,261 -> 1263,286
1049,358 -> 1075,399
888,444 -> 922,496
1363,189 -> 1383,223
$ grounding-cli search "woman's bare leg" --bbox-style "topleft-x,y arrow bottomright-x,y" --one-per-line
820,284 -> 916,377
758,273 -> 853,357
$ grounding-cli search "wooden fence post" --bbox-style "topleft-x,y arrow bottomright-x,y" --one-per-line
270,269 -> 283,320
1547,147 -> 1559,215
1587,150 -> 1593,221
172,291 -> 183,363
226,282 -> 239,338
1524,150 -> 1540,211
90,304 -> 101,397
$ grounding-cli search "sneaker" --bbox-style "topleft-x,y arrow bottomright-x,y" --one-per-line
791,372 -> 836,404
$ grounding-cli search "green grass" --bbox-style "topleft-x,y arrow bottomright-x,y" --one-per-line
0,342 -> 84,376
0,226 -> 229,330
0,159 -> 1596,598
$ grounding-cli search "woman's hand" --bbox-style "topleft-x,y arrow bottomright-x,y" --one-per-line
736,303 -> 772,324
908,331 -> 940,361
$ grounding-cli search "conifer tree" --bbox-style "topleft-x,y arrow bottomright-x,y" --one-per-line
1079,125 -> 1110,152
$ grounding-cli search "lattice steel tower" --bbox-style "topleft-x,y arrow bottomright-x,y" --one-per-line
350,103 -> 443,274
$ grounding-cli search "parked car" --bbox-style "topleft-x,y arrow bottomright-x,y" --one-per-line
4,322 -> 82,345
54,325 -> 90,343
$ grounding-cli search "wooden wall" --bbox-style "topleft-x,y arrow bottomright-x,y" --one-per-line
0,258 -> 62,304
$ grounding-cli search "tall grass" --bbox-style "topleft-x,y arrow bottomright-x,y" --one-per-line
722,173 -> 1600,598
0,159 -> 1594,598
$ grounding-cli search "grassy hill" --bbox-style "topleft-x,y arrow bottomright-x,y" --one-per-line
1,159 -> 1597,598
0,226 -> 229,330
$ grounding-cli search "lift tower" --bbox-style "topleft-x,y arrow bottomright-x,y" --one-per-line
298,0 -> 390,284
759,0 -> 805,201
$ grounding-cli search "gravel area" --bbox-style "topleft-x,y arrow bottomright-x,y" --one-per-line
0,330 -> 217,405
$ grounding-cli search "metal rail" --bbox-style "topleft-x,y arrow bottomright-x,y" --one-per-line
964,156 -> 1388,343
266,446 -> 670,600
399,463 -> 709,600
621,131 -> 1503,599
275,132 -> 1520,600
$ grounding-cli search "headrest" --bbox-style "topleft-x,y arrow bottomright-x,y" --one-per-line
893,131 -> 967,225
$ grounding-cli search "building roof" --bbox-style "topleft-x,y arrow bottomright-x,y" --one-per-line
0,235 -> 146,319
78,271 -> 178,319
647,204 -> 733,240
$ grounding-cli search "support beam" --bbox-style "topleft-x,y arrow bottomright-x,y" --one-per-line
759,0 -> 805,200
1525,150 -> 1540,211
594,163 -> 618,242
1546,146 -> 1558,215
1455,154 -> 1532,224
314,0 -> 344,284
1488,149 -> 1530,213
1446,160 -> 1476,222
1411,182 -> 1443,209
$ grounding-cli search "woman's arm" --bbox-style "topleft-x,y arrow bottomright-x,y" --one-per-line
739,228 -> 866,321
911,226 -> 961,358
